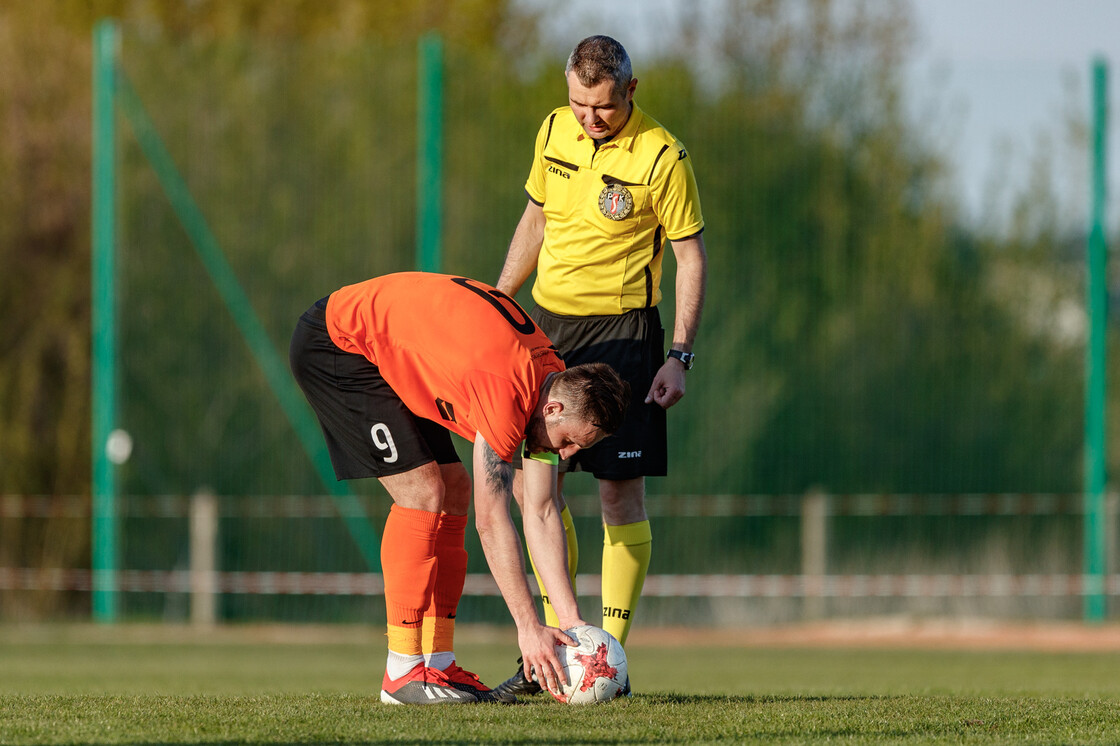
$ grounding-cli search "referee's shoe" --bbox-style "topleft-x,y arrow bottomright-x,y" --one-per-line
491,658 -> 542,703
492,658 -> 633,702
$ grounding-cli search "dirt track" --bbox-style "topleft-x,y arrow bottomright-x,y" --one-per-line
9,620 -> 1120,652
625,619 -> 1120,652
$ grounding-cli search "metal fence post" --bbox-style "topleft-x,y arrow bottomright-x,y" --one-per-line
416,32 -> 443,272
190,491 -> 219,626
91,18 -> 120,623
1084,57 -> 1109,623
802,489 -> 829,619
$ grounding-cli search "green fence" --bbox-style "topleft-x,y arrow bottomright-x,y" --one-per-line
19,25 -> 1119,625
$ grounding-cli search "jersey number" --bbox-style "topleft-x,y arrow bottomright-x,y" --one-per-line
370,423 -> 398,463
451,277 -> 536,334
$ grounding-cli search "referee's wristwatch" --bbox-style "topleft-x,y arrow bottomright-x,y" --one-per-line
667,349 -> 695,370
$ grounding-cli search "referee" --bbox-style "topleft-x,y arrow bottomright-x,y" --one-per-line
494,34 -> 708,699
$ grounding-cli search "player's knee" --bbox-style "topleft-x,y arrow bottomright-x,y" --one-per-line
599,478 -> 647,524
440,463 -> 472,513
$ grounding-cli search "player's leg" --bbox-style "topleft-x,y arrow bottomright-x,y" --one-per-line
379,471 -> 441,682
421,457 -> 500,702
420,429 -> 471,673
379,465 -> 476,704
599,476 -> 651,647
289,308 -> 474,704
421,464 -> 469,673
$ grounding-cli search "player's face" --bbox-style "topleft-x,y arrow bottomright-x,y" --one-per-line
525,411 -> 606,460
566,71 -> 635,141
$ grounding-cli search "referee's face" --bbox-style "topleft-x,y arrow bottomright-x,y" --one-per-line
567,71 -> 636,141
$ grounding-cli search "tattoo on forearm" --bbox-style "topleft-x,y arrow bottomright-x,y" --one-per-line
483,444 -> 512,496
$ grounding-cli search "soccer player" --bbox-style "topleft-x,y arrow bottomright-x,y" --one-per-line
493,35 -> 708,699
289,272 -> 630,705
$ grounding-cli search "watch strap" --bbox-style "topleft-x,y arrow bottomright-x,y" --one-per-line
667,349 -> 695,369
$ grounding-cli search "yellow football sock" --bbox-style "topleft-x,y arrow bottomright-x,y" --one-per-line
600,520 -> 652,646
527,506 -> 578,628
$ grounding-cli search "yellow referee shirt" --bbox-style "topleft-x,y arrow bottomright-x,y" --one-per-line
525,104 -> 705,316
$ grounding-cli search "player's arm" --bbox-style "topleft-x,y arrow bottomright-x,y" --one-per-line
496,200 -> 545,297
520,452 -> 584,630
646,232 -> 708,408
471,435 -> 573,694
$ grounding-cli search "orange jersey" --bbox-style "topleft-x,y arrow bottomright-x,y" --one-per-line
325,272 -> 564,461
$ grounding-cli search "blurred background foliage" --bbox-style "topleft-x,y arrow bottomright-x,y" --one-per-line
0,0 -> 1112,619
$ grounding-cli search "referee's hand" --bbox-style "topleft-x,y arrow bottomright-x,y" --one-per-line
645,361 -> 686,408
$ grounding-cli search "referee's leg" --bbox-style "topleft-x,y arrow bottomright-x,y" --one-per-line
599,476 -> 652,647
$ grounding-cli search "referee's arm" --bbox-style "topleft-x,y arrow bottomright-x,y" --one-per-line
497,199 -> 545,297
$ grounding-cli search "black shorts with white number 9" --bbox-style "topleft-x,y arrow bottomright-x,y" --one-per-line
289,298 -> 460,481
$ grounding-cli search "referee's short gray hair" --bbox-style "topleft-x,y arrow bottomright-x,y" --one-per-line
565,35 -> 633,97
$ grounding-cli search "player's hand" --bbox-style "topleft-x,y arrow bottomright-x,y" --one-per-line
645,360 -> 687,408
518,624 -> 577,694
556,614 -> 588,632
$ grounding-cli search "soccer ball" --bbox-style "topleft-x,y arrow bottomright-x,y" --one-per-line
550,625 -> 628,705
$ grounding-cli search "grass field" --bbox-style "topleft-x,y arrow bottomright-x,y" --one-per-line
3,623 -> 1120,744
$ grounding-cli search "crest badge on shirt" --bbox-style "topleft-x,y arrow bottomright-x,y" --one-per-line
598,184 -> 634,221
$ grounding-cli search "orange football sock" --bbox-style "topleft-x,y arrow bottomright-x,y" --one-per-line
382,504 -> 440,655
423,512 -> 468,661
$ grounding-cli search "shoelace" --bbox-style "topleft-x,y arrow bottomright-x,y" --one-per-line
424,666 -> 455,685
443,664 -> 487,689
384,664 -> 433,691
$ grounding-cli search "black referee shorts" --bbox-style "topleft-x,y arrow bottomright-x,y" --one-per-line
530,305 -> 667,480
288,297 -> 460,481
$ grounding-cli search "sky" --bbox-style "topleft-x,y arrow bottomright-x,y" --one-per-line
906,0 -> 1120,229
526,0 -> 1120,232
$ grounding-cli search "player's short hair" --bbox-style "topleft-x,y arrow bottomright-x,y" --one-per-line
552,362 -> 631,435
565,35 -> 633,97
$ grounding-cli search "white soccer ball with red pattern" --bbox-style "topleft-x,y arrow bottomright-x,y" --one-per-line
551,625 -> 628,704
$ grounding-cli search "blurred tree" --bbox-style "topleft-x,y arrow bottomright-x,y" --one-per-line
0,1 -> 95,618
639,0 -> 1084,494
50,0 -> 540,47
0,0 -> 545,496
0,0 -> 544,619
0,2 -> 93,496
0,0 -> 1100,621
